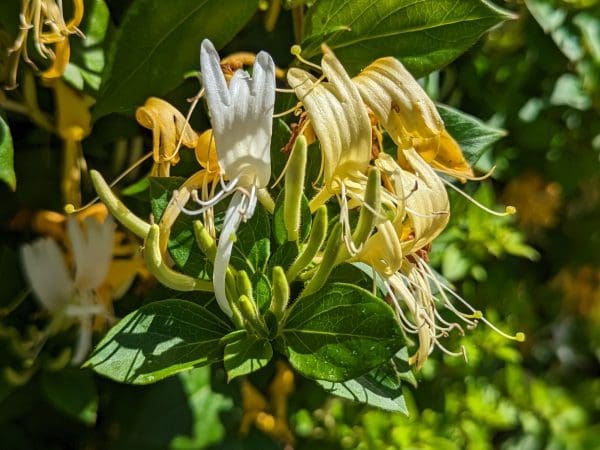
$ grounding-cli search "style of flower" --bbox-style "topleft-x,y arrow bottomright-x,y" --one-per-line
21,213 -> 115,365
177,39 -> 275,317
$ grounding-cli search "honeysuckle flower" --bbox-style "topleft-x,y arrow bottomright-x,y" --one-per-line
21,214 -> 115,365
135,97 -> 199,177
5,0 -> 84,88
287,46 -> 372,213
177,39 -> 275,317
353,57 -> 474,180
160,129 -> 221,253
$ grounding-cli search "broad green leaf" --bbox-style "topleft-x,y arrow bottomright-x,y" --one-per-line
94,0 -> 257,118
318,361 -> 407,413
302,0 -> 514,77
64,0 -> 110,91
437,104 -> 506,165
0,116 -> 16,191
283,283 -> 404,382
223,332 -> 273,381
40,369 -> 98,425
86,299 -> 231,384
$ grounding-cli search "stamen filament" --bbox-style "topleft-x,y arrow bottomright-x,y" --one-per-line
442,178 -> 516,216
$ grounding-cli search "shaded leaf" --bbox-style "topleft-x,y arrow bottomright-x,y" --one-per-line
302,0 -> 514,77
283,283 -> 404,382
94,0 -> 257,118
86,299 -> 231,384
318,361 -> 407,413
438,103 -> 506,165
41,369 -> 98,425
223,332 -> 273,381
0,116 -> 16,190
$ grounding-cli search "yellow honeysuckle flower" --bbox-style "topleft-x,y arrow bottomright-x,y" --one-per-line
135,97 -> 199,177
159,129 -> 221,253
287,46 -> 372,212
40,38 -> 70,82
5,0 -> 84,88
353,57 -> 474,180
240,361 -> 295,445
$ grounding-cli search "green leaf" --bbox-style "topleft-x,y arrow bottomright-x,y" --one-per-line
302,0 -> 514,77
86,299 -> 231,384
63,0 -> 111,91
40,369 -> 98,425
231,205 -> 271,273
223,332 -> 273,381
437,104 -> 506,166
282,283 -> 404,382
0,116 -> 16,191
94,0 -> 257,118
318,361 -> 407,413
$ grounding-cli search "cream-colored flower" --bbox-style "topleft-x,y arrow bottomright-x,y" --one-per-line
287,46 -> 372,212
353,57 -> 473,180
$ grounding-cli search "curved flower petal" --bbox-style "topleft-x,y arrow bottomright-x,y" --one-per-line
21,238 -> 74,313
200,39 -> 274,189
287,50 -> 371,191
68,216 -> 114,290
401,149 -> 450,253
213,191 -> 246,317
353,57 -> 473,178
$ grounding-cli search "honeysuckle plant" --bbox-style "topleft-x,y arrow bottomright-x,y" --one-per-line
81,27 -> 525,413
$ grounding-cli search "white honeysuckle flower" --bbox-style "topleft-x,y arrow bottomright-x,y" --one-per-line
188,39 -> 275,317
201,39 -> 273,190
21,216 -> 115,364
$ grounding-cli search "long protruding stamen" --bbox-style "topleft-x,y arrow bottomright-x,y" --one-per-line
442,178 -> 516,216
290,45 -> 322,72
417,259 -> 525,342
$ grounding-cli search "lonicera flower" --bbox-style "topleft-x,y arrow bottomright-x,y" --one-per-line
288,47 -> 372,211
135,97 -> 199,177
177,39 -> 275,317
5,0 -> 85,88
21,213 -> 114,365
353,57 -> 474,180
287,46 -> 373,254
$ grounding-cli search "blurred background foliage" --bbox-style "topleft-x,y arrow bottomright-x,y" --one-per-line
1,0 -> 599,449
